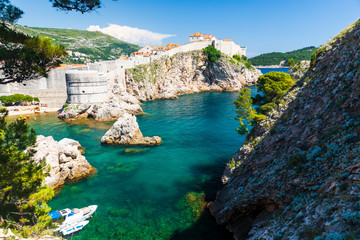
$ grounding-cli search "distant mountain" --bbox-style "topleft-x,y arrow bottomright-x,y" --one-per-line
249,46 -> 316,66
16,25 -> 141,63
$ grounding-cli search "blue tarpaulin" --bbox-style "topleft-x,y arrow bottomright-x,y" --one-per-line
48,211 -> 62,219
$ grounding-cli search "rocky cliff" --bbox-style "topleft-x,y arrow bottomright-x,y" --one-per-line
210,19 -> 360,239
32,136 -> 96,189
59,50 -> 261,120
125,51 -> 261,101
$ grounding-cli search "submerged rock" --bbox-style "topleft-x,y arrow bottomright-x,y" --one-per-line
32,135 -> 96,189
101,113 -> 161,146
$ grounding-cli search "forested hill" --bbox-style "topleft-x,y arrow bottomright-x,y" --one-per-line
249,46 -> 316,66
16,25 -> 141,63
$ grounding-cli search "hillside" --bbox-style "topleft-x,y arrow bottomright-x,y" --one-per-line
249,46 -> 316,66
210,19 -> 360,239
16,25 -> 141,63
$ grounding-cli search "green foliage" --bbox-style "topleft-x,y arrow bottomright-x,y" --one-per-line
288,58 -> 295,66
16,25 -> 141,63
234,87 -> 266,135
259,102 -> 278,114
203,45 -> 221,63
0,23 -> 67,84
249,46 -> 316,66
0,0 -> 121,83
257,72 -> 295,104
0,109 -> 54,236
232,54 -> 254,69
227,158 -> 241,169
0,94 -> 38,105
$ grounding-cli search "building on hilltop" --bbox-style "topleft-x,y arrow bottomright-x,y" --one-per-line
165,43 -> 179,50
138,45 -> 155,54
189,33 -> 215,42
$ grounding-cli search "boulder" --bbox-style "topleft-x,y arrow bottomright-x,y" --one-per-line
101,113 -> 161,146
32,135 -> 96,189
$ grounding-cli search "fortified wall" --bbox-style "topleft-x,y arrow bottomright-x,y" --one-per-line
0,39 -> 247,107
0,68 -> 68,107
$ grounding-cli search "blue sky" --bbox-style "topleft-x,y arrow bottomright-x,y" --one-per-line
11,0 -> 360,57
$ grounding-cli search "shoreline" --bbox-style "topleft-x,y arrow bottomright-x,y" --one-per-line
255,65 -> 290,69
3,106 -> 61,116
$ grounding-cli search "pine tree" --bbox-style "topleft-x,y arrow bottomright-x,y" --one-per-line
0,108 -> 54,236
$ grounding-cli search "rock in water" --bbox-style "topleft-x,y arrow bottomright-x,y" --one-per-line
101,113 -> 161,146
32,135 -> 95,189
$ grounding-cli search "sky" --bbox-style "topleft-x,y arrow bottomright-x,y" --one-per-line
11,0 -> 360,57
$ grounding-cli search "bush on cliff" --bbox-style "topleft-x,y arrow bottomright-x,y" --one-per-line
203,45 -> 221,63
234,87 -> 266,135
257,72 -> 295,104
232,54 -> 254,69
0,108 -> 54,237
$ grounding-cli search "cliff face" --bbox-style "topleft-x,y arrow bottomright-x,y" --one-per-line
125,51 -> 261,101
210,20 -> 360,239
59,50 -> 261,120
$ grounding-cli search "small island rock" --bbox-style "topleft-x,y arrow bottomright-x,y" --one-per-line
32,135 -> 96,189
101,113 -> 161,146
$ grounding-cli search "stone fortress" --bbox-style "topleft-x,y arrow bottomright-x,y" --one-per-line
0,33 -> 247,107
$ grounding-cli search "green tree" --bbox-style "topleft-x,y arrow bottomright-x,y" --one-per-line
257,72 -> 295,104
0,0 -> 115,84
234,87 -> 266,135
288,58 -> 295,66
203,45 -> 222,63
0,108 -> 54,236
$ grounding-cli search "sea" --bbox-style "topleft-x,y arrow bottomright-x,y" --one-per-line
23,68 -> 287,239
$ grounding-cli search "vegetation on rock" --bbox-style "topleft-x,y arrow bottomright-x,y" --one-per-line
235,72 -> 294,135
249,46 -> 316,66
231,54 -> 253,69
0,0 -> 118,84
203,45 -> 222,63
16,25 -> 141,63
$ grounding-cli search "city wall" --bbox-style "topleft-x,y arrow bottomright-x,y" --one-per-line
0,39 -> 247,107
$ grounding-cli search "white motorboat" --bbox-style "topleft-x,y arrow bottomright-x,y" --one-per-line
60,220 -> 89,236
49,205 -> 97,232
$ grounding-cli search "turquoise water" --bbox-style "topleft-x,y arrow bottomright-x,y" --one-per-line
258,67 -> 289,74
23,90 -> 260,239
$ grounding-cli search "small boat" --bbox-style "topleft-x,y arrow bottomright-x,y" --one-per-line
49,205 -> 97,232
60,220 -> 89,236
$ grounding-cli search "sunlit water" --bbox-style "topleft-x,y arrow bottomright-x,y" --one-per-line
19,91 -> 260,240
12,68 -> 287,239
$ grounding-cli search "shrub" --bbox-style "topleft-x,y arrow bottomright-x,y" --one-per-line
203,45 -> 221,63
260,102 -> 278,114
257,72 -> 295,103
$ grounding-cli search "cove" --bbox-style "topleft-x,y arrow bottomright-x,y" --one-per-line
24,90 -> 259,239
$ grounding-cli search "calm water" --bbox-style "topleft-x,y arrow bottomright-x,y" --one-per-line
258,67 -> 289,74
22,90 -> 262,240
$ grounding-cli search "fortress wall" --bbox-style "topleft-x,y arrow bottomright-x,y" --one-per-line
0,68 -> 68,107
165,41 -> 213,57
212,40 -> 247,57
66,70 -> 110,104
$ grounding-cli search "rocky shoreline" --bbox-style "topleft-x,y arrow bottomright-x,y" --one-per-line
33,135 -> 96,189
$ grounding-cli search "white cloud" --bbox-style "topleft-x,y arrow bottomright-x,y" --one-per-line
87,24 -> 175,46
